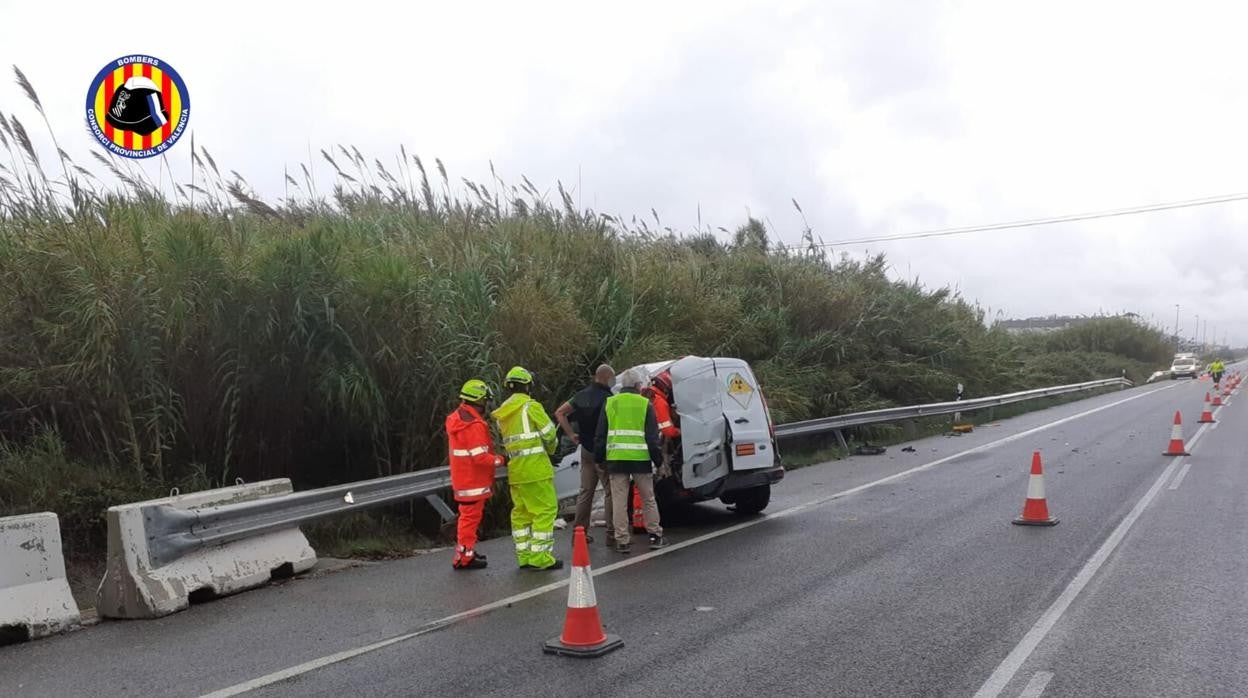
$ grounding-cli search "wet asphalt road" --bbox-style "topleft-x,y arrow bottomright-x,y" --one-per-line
2,371 -> 1243,697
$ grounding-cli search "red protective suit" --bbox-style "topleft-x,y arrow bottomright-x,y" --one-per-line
653,391 -> 680,439
446,402 -> 502,567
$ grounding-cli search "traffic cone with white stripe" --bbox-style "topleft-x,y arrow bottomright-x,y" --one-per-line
542,525 -> 623,658
631,484 -> 645,532
1198,392 -> 1216,424
1213,390 -> 1224,407
1163,411 -> 1190,456
1012,451 -> 1058,526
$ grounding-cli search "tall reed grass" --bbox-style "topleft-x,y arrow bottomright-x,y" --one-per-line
0,68 -> 1174,552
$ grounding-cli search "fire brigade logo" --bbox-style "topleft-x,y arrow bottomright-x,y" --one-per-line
85,55 -> 190,159
726,373 -> 754,409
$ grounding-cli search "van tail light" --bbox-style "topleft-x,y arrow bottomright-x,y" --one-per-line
736,443 -> 756,457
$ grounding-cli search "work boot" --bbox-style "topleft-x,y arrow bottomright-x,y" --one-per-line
533,559 -> 564,571
453,556 -> 487,570
614,542 -> 631,555
648,534 -> 667,550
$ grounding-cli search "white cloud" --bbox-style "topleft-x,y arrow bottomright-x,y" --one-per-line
1,0 -> 1245,343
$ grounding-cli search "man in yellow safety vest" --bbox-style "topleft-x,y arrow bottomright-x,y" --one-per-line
490,366 -> 563,571
595,367 -> 666,554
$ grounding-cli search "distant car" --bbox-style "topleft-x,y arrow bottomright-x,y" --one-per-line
1170,357 -> 1199,379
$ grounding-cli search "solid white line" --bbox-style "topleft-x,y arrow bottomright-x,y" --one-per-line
1167,462 -> 1193,491
202,383 -> 1176,698
973,418 -> 1210,698
1018,671 -> 1055,698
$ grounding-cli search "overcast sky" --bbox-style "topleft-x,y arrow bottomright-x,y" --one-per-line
2,0 -> 1246,345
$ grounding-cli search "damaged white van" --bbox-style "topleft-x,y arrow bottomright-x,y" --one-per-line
554,356 -> 784,515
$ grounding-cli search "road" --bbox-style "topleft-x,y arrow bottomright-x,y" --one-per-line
1,372 -> 1243,697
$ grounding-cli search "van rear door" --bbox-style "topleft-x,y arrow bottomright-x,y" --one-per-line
713,359 -> 774,471
669,356 -> 729,490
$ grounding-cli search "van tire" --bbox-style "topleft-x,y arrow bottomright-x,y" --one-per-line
725,484 -> 770,515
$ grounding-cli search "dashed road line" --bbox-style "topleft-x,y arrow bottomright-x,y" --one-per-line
1018,671 -> 1055,697
974,414 -> 1211,697
1167,462 -> 1193,491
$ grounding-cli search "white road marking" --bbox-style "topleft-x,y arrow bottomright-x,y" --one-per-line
973,417 -> 1211,698
1018,671 -> 1055,697
202,384 -> 1177,698
1167,462 -> 1193,491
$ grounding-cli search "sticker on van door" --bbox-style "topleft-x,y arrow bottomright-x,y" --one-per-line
726,372 -> 754,409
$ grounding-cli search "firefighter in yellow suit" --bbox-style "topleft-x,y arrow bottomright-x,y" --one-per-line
491,366 -> 563,571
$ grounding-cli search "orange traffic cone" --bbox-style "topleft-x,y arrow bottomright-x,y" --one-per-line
543,526 -> 624,658
631,484 -> 645,532
1163,411 -> 1190,456
1198,393 -> 1216,424
1213,391 -> 1224,407
1013,451 -> 1058,526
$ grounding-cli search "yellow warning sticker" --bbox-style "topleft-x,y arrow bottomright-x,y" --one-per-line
726,372 -> 754,409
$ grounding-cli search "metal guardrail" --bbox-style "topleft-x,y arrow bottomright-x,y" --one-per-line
141,376 -> 1132,566
773,376 -> 1133,439
143,465 -> 505,568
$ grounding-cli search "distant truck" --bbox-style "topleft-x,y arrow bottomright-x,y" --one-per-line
553,356 -> 784,515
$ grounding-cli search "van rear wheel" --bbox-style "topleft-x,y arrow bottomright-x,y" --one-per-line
724,484 -> 770,515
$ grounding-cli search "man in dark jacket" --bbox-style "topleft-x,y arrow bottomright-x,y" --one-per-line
595,368 -> 665,553
554,364 -> 616,545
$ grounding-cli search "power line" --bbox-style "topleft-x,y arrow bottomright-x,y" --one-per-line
783,192 -> 1248,250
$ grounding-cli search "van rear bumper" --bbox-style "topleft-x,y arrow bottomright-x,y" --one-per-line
681,466 -> 784,501
726,466 -> 785,491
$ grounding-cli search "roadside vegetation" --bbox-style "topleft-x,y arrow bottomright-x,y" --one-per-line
0,70 -> 1203,570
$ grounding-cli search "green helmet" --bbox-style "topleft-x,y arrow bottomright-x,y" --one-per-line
459,379 -> 493,404
504,366 -> 533,387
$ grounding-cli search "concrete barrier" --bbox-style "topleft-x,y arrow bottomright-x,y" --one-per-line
0,512 -> 81,642
96,479 -> 317,619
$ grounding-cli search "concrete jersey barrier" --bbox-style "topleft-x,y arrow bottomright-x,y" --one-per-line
96,479 -> 317,620
0,512 -> 81,642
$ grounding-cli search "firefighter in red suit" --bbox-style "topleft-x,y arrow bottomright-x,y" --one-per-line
633,371 -> 681,530
446,379 -> 504,570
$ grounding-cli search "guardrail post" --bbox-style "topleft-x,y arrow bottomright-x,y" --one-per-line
833,429 -> 849,451
424,494 -> 457,524
902,420 -> 918,439
986,406 -> 995,422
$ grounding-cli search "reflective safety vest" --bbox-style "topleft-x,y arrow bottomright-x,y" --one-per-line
491,393 -> 557,485
605,392 -> 651,462
652,391 -> 680,439
445,403 -> 501,502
